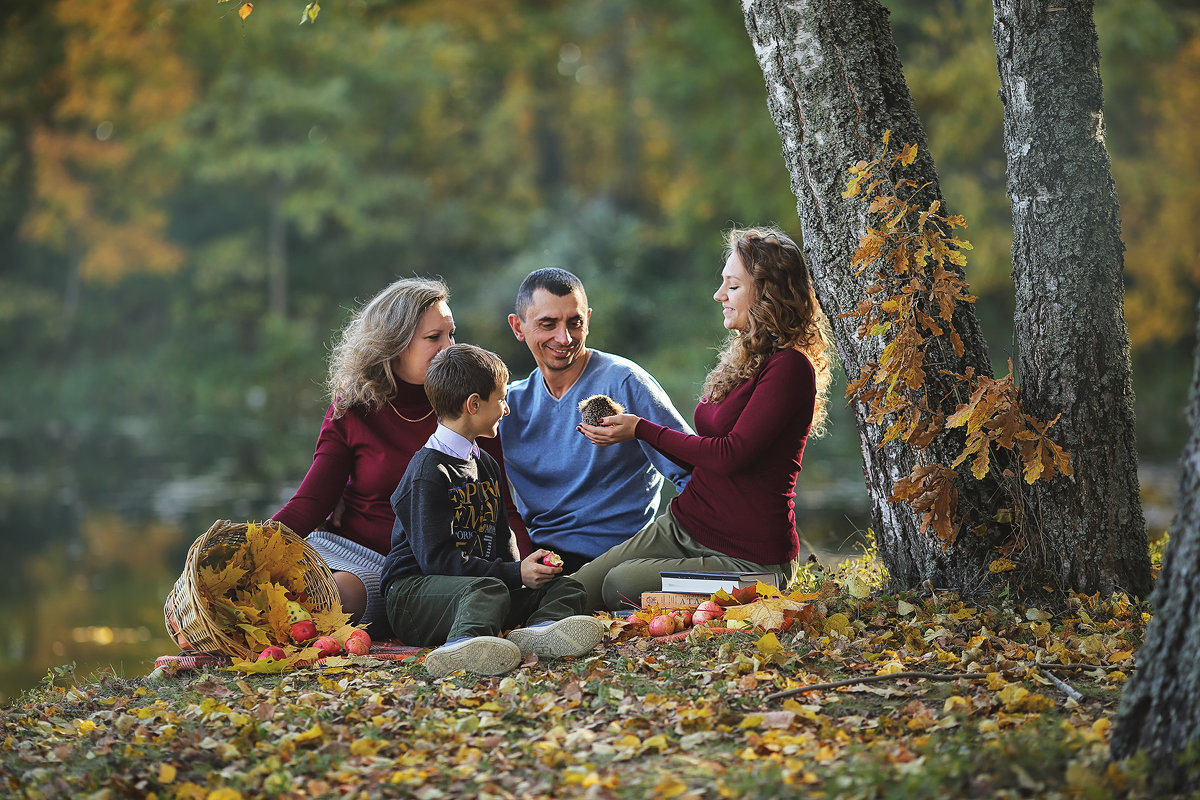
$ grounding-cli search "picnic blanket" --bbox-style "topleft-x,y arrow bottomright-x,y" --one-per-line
151,640 -> 425,676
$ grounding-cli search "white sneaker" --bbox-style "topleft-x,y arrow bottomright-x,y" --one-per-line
507,615 -> 604,658
424,635 -> 522,678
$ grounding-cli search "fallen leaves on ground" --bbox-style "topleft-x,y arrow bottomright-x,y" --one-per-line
0,545 -> 1177,798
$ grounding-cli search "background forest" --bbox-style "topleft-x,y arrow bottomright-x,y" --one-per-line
0,0 -> 1196,702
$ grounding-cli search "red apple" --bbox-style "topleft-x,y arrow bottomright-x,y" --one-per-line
290,619 -> 318,643
691,609 -> 718,625
345,637 -> 370,656
696,600 -> 725,618
670,610 -> 692,629
312,636 -> 341,658
258,646 -> 286,661
347,629 -> 371,648
648,614 -> 677,637
541,552 -> 563,568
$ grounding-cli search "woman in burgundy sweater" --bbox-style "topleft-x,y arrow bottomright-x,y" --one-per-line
272,278 -> 525,631
573,227 -> 832,612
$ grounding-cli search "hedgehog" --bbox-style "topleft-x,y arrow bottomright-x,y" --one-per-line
578,394 -> 625,427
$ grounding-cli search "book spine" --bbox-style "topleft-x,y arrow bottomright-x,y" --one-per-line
660,581 -> 735,594
640,591 -> 709,610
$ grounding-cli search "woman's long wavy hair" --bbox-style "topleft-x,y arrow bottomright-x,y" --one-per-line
327,277 -> 449,418
701,227 -> 833,436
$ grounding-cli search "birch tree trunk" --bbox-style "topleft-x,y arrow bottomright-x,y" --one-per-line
1110,303 -> 1200,786
993,0 -> 1150,597
741,0 -> 1006,591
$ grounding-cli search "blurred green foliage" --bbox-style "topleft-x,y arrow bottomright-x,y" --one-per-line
0,0 -> 1196,492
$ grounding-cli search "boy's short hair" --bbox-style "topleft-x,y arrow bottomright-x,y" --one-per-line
425,344 -> 509,420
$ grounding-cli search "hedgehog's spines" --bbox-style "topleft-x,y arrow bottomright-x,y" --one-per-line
577,394 -> 625,426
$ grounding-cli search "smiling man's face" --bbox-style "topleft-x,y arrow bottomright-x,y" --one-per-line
509,287 -> 591,375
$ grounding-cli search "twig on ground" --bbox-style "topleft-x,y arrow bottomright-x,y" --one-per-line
765,671 -> 987,702
765,661 -> 1127,703
1038,668 -> 1084,703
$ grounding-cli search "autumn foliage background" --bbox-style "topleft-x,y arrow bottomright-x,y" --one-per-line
0,0 -> 1197,704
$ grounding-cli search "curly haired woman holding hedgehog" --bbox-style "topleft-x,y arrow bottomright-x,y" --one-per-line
573,227 -> 833,612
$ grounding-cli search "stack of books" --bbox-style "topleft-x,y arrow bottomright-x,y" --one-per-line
640,570 -> 779,610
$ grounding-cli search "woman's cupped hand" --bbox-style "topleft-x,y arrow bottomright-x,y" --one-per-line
577,413 -> 640,446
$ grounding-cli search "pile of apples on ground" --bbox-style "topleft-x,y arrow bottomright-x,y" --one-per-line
646,600 -> 724,637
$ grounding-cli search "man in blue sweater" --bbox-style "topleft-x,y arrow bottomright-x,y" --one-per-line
501,268 -> 693,574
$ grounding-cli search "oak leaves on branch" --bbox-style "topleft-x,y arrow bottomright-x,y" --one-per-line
842,133 -> 1072,549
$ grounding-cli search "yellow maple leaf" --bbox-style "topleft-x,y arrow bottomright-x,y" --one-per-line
198,561 -> 248,601
257,581 -> 294,644
755,581 -> 783,598
329,623 -> 367,645
311,608 -> 354,636
996,684 -> 1054,712
237,623 -> 272,652
755,632 -> 784,657
247,523 -> 311,590
724,601 -> 786,631
294,724 -> 325,744
652,775 -> 688,798
350,737 -> 385,757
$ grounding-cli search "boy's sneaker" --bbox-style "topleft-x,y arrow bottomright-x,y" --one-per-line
423,635 -> 522,678
507,615 -> 604,658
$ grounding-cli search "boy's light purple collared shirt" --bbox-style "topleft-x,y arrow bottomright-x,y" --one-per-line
424,423 -> 480,461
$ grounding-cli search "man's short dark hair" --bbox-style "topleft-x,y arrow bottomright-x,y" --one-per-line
515,268 -> 587,319
425,344 -> 509,421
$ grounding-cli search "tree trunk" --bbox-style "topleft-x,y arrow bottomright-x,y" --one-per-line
993,0 -> 1150,597
1110,302 -> 1200,786
741,0 -> 1006,591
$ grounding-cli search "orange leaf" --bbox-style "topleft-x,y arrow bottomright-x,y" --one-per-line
238,2 -> 253,20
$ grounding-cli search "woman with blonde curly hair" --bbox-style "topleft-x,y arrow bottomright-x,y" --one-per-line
273,277 -> 525,632
573,227 -> 832,611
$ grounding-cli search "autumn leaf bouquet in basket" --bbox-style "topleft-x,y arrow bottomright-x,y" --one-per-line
164,520 -> 370,672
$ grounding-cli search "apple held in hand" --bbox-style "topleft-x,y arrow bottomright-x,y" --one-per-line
258,646 -> 286,661
541,552 -> 563,568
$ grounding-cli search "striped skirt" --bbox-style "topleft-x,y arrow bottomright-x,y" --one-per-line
305,531 -> 387,630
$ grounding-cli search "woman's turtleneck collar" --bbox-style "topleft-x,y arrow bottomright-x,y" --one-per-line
392,378 -> 430,409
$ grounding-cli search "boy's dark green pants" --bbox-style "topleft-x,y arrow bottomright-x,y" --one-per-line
384,574 -> 589,647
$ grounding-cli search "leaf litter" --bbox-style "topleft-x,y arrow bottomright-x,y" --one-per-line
1,539 -> 1184,798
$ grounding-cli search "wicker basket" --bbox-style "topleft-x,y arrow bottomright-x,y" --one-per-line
163,519 -> 339,660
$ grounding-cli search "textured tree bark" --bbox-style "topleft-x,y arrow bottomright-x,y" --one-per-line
1110,303 -> 1200,784
741,0 -> 1007,591
993,0 -> 1150,596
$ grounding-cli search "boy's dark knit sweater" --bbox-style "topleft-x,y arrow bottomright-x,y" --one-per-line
380,447 -> 523,593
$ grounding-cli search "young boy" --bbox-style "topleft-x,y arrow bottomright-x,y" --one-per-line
380,343 -> 603,677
